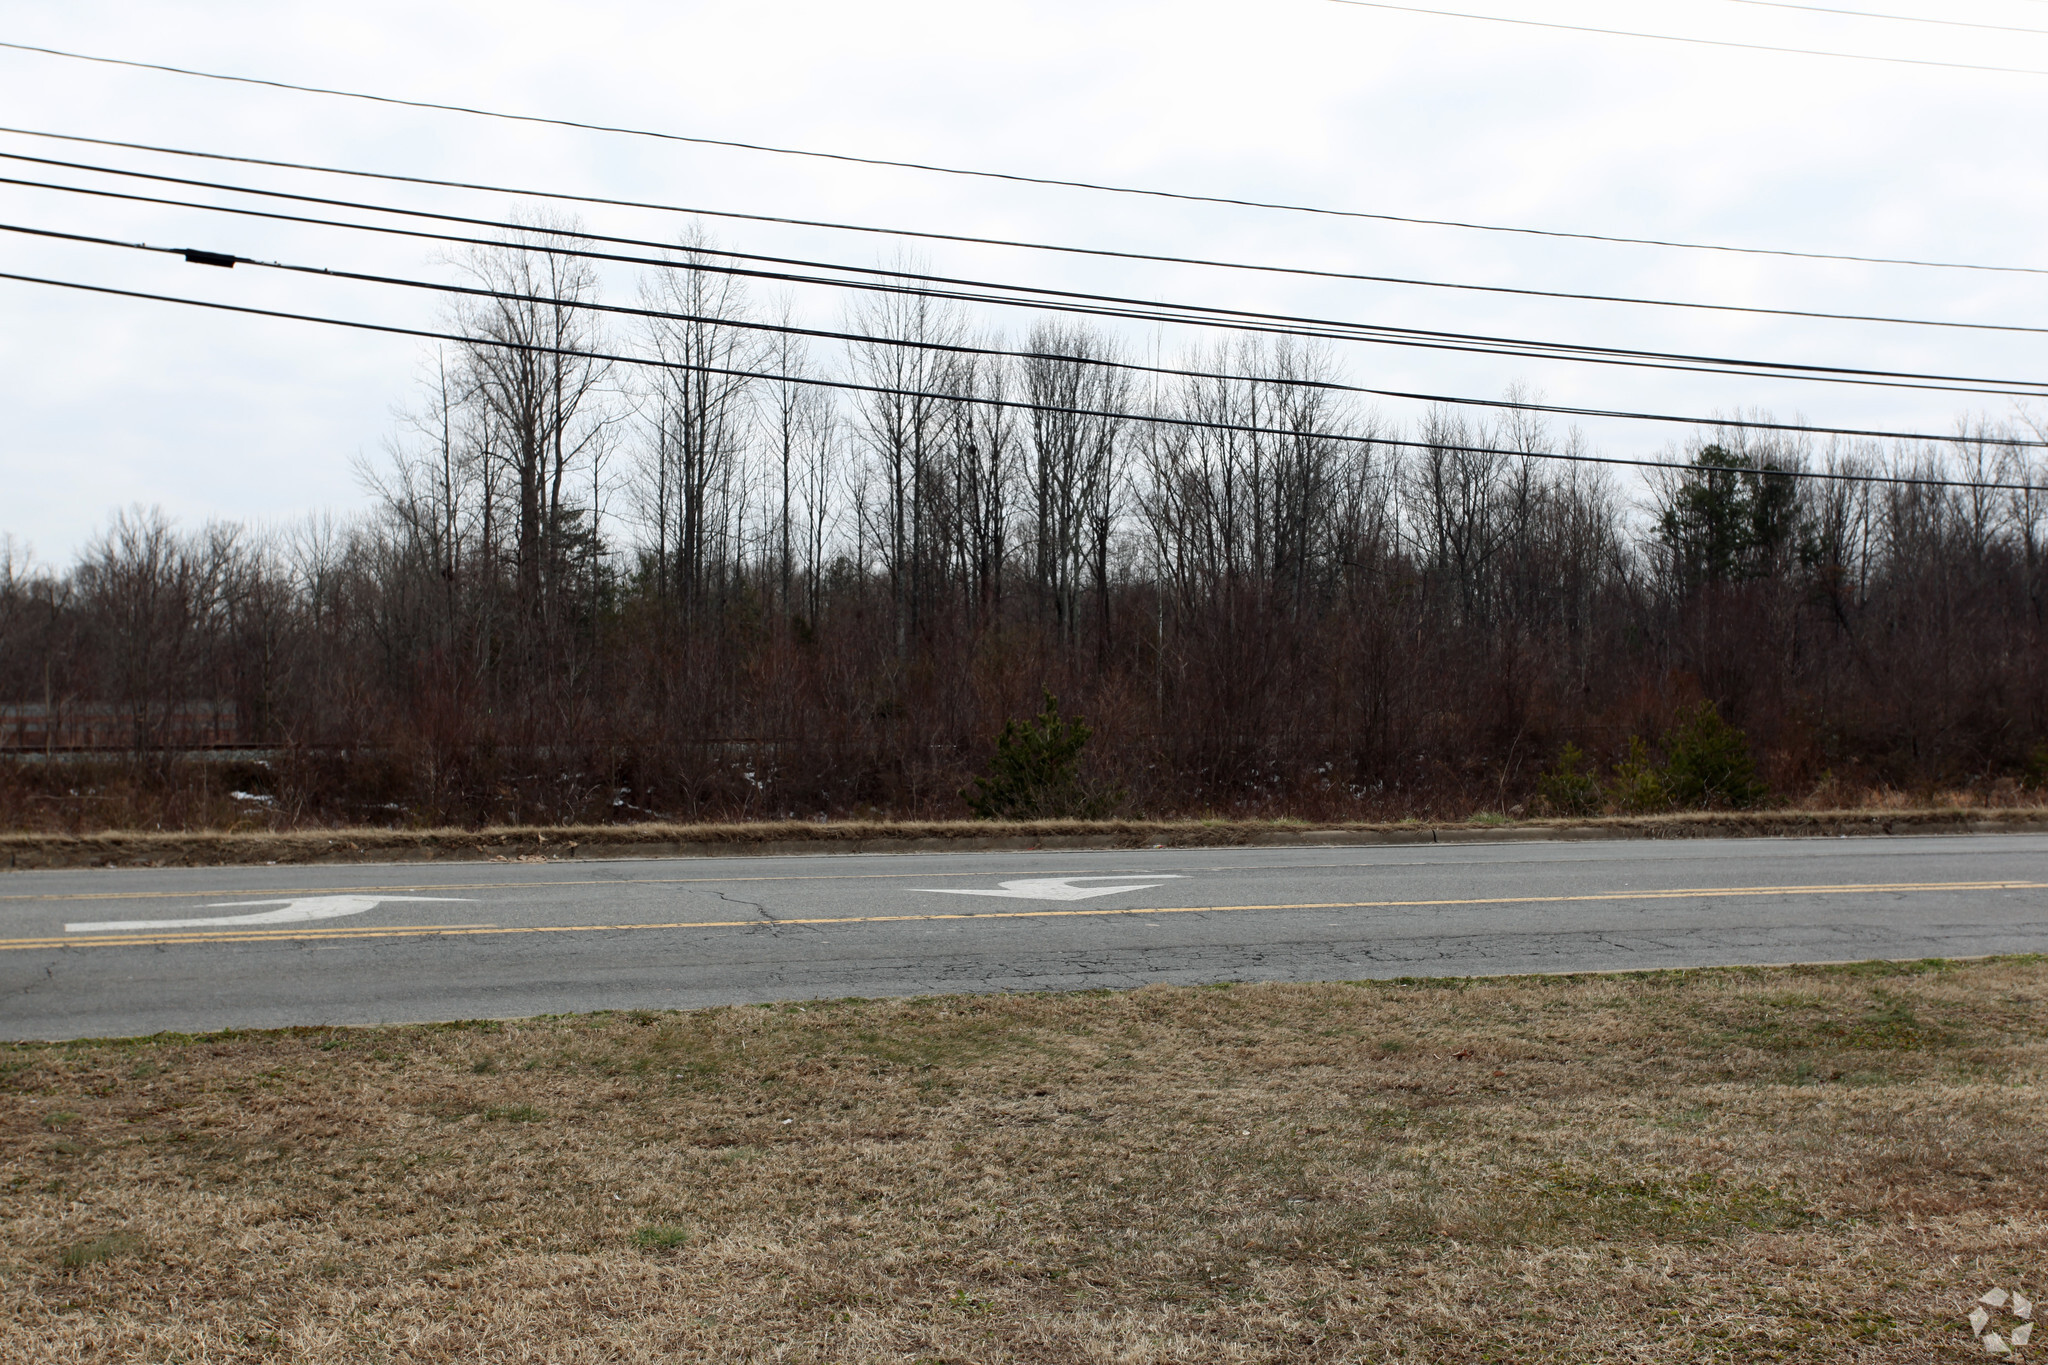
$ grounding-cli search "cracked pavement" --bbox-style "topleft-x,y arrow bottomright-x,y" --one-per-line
4,833 -> 2047,1039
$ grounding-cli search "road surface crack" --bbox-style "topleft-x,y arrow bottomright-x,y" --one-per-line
711,888 -> 770,920
705,887 -> 819,935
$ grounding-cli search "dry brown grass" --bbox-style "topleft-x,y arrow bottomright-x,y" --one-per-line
5,960 -> 2047,1361
7,805 -> 2048,870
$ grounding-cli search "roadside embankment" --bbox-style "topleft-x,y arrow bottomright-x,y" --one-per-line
5,806 -> 2048,870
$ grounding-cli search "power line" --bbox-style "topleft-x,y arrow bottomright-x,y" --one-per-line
3,266 -> 2036,493
1321,0 -> 2048,75
7,137 -> 2046,339
0,46 -> 2033,273
8,165 -> 2047,400
1715,0 -> 2048,36
17,217 -> 2041,451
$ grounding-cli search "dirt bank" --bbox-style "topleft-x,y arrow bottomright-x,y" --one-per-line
5,807 -> 2047,870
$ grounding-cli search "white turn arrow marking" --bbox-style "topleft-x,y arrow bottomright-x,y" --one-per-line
65,895 -> 472,933
919,875 -> 1184,902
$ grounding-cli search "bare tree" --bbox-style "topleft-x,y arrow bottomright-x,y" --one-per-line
939,344 -> 1017,630
72,507 -> 242,749
358,348 -> 480,665
451,213 -> 614,647
1022,321 -> 1129,646
846,271 -> 963,649
759,303 -> 838,620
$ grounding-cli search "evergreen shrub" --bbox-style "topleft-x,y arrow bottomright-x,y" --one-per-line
1609,736 -> 1670,813
963,690 -> 1119,819
1535,743 -> 1604,817
1661,702 -> 1766,809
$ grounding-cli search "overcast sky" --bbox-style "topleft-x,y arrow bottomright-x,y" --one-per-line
3,0 -> 2044,563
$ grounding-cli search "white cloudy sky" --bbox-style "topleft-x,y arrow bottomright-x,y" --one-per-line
2,0 -> 2044,562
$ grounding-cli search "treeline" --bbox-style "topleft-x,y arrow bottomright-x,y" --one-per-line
4,225 -> 2047,830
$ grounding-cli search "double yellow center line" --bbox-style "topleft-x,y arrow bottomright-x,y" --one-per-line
0,879 -> 2040,952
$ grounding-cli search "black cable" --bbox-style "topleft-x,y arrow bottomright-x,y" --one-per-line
8,135 -> 2046,330
14,172 -> 2044,401
3,266 -> 2034,493
14,149 -> 2044,353
19,217 -> 2040,451
1717,0 -> 2048,34
8,167 -> 2045,401
1321,0 -> 2048,76
0,43 -> 2036,273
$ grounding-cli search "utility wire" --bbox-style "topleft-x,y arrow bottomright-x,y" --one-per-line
18,217 -> 2040,450
0,45 -> 2033,273
3,266 -> 2036,493
1717,0 -> 2048,35
8,168 -> 2046,400
13,126 -> 2043,282
10,141 -> 2048,340
1321,0 -> 2048,75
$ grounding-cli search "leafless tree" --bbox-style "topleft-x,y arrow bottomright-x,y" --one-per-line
450,213 -> 614,646
940,344 -> 1017,630
1022,321 -> 1129,647
759,304 -> 839,620
633,228 -> 760,628
72,507 -> 241,749
846,271 -> 963,649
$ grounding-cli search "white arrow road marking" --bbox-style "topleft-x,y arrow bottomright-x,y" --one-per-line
917,875 -> 1184,902
65,895 -> 472,933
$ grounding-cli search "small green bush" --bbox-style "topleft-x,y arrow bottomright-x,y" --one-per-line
61,1232 -> 140,1268
633,1225 -> 690,1250
481,1104 -> 546,1123
963,690 -> 1119,819
1609,736 -> 1669,813
1662,702 -> 1765,809
1535,743 -> 1604,817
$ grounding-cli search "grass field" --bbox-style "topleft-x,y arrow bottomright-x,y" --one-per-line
4,960 -> 2045,1361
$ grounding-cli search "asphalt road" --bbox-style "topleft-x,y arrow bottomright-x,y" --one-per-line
3,833 -> 2046,1040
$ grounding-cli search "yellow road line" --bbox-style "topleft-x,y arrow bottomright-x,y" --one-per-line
4,879 -> 2041,952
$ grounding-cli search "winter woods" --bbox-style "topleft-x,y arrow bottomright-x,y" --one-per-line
5,225 -> 2046,828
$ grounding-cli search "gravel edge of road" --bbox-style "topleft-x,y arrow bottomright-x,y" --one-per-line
5,808 -> 2048,871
